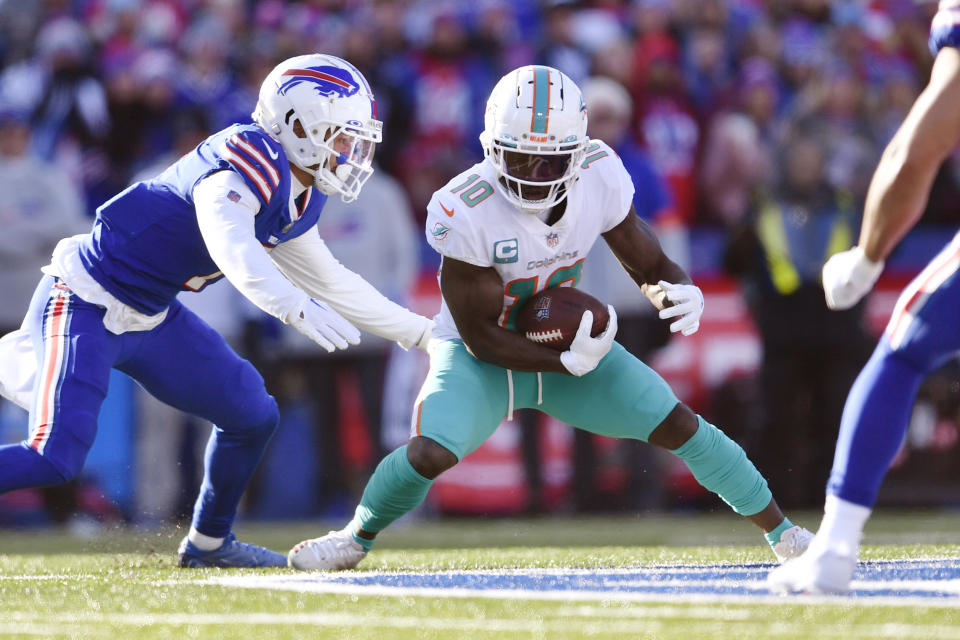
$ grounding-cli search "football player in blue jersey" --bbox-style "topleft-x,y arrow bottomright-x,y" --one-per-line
769,6 -> 960,593
0,54 -> 433,568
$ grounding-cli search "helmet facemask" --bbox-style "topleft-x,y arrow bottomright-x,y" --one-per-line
488,139 -> 586,211
252,54 -> 382,203
480,65 -> 589,212
294,118 -> 378,202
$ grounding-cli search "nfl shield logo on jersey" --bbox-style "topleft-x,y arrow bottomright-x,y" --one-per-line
546,232 -> 559,248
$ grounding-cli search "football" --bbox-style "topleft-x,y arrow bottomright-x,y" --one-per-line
515,287 -> 609,351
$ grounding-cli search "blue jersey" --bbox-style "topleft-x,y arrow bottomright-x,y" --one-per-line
78,124 -> 327,315
930,1 -> 960,54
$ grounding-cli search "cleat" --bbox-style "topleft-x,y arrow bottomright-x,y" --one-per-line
767,545 -> 857,594
177,532 -> 287,568
772,525 -> 814,563
288,529 -> 367,571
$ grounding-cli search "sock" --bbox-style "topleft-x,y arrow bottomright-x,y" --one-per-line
827,342 -> 924,507
191,408 -> 278,538
188,527 -> 224,551
349,526 -> 376,553
351,445 -> 434,550
815,494 -> 871,556
670,415 -> 772,517
764,517 -> 795,546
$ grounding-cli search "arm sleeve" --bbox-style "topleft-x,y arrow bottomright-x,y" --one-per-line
269,229 -> 430,348
193,170 -> 306,322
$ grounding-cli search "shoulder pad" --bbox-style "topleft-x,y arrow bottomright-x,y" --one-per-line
220,127 -> 286,203
429,170 -> 498,220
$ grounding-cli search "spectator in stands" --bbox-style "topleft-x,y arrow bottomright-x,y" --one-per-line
0,17 -> 110,209
633,33 -> 700,224
536,0 -> 590,85
173,17 -> 239,131
699,57 -> 779,226
0,105 -> 88,332
0,105 -> 90,525
393,4 -> 492,217
724,128 -> 872,508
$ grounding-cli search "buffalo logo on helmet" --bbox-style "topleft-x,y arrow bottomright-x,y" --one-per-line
278,66 -> 360,99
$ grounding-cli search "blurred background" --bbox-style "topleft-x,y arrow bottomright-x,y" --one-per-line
1,0 -> 958,534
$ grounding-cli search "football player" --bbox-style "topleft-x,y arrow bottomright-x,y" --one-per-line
769,4 -> 960,594
0,54 -> 433,567
288,65 -> 811,571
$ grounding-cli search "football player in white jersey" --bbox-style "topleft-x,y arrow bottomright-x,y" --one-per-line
288,66 -> 812,571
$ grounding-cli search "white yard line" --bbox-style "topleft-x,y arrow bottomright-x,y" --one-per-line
5,611 -> 960,639
193,561 -> 960,609
202,574 -> 960,608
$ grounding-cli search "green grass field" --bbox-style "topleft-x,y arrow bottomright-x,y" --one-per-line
2,511 -> 960,639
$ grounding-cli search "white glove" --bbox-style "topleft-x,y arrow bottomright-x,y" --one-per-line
560,305 -> 618,377
822,246 -> 884,310
656,280 -> 704,336
287,297 -> 361,352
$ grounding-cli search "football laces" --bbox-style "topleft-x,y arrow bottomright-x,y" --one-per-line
525,329 -> 564,344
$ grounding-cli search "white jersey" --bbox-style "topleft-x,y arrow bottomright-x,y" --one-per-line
425,140 -> 634,341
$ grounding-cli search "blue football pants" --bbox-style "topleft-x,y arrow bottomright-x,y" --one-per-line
0,276 -> 279,537
828,233 -> 960,507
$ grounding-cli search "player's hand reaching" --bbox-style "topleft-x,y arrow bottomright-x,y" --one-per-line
656,281 -> 704,336
822,246 -> 884,310
288,297 -> 361,352
560,305 -> 618,377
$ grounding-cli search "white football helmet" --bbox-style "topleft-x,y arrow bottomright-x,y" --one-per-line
480,65 -> 589,211
252,54 -> 382,202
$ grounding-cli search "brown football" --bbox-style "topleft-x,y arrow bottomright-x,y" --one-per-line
515,287 -> 609,351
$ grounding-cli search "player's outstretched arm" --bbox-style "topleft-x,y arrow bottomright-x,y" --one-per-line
441,257 -> 571,374
194,171 -> 361,352
603,207 -> 704,335
270,229 -> 433,351
822,47 -> 960,310
861,46 -> 960,263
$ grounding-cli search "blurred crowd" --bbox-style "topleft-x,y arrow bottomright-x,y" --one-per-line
2,0 -> 960,523
0,0 -> 952,226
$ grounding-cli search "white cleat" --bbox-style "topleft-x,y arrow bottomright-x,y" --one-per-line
767,545 -> 857,594
288,529 -> 368,571
771,525 -> 815,563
